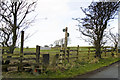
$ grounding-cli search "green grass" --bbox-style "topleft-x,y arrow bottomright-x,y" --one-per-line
2,57 -> 120,78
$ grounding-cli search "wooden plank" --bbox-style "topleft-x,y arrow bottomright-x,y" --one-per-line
66,57 -> 78,59
79,51 -> 89,52
40,52 -> 49,54
3,57 -> 21,60
2,54 -> 20,56
70,50 -> 77,52
23,58 -> 36,60
22,62 -> 42,66
79,46 -> 95,48
2,63 -> 20,67
2,63 -> 42,68
90,50 -> 96,52
24,53 -> 36,55
68,53 -> 76,55
48,52 -> 60,54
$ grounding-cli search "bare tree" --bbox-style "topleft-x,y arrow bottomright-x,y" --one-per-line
0,0 -> 37,53
73,1 -> 120,58
106,28 -> 119,51
53,38 -> 71,48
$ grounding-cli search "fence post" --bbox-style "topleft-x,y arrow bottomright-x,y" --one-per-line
88,47 -> 90,59
42,54 -> 49,72
77,45 -> 79,60
64,27 -> 68,61
32,45 -> 40,75
116,47 -> 118,56
105,47 -> 106,57
36,45 -> 40,63
19,31 -> 24,72
2,48 -> 4,54
111,47 -> 114,57
67,47 -> 70,63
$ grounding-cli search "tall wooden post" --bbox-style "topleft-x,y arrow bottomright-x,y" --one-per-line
64,27 -> 68,60
19,31 -> 24,71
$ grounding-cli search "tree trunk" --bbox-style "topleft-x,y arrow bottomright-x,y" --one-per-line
95,46 -> 102,58
114,44 -> 117,51
94,40 -> 102,59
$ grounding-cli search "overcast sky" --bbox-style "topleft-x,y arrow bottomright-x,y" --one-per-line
24,0 -> 118,48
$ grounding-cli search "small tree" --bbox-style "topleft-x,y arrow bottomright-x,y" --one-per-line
49,44 -> 53,48
73,1 -> 120,58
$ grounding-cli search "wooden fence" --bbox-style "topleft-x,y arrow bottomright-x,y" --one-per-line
1,31 -> 119,75
1,45 -> 118,73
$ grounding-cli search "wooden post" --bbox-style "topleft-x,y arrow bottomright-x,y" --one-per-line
88,47 -> 90,59
36,45 -> 40,63
19,31 -> 24,71
64,27 -> 68,60
111,47 -> 114,57
105,47 -> 106,57
1,47 -> 3,68
42,54 -> 49,72
32,45 -> 40,74
67,47 -> 70,63
20,31 -> 24,54
2,48 -> 4,54
116,47 -> 118,56
77,45 -> 79,60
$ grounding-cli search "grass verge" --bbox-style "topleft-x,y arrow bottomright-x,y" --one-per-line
2,57 -> 120,78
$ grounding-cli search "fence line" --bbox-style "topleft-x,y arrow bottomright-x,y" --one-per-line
1,45 -> 117,73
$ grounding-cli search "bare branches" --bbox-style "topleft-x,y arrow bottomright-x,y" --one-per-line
106,28 -> 119,49
73,1 -> 120,58
0,0 -> 37,51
